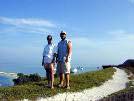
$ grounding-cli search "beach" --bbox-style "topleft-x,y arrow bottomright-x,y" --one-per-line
33,67 -> 129,101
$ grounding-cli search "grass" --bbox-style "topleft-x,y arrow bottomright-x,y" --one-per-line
0,67 -> 116,101
103,86 -> 134,100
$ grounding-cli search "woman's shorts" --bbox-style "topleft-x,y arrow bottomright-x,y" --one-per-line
43,56 -> 53,64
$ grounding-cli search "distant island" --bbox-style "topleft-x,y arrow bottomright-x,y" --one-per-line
102,59 -> 134,71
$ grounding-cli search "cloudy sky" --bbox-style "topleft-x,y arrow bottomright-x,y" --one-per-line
0,0 -> 134,72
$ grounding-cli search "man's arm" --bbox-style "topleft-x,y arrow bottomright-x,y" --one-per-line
66,41 -> 72,62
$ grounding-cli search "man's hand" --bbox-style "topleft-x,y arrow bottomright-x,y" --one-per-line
56,59 -> 58,63
51,60 -> 56,66
65,57 -> 69,63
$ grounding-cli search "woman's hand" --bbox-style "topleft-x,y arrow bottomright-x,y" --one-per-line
43,63 -> 48,69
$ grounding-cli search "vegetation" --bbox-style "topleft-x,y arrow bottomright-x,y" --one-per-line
100,86 -> 134,101
100,88 -> 134,101
0,68 -> 116,101
13,73 -> 42,85
123,68 -> 134,80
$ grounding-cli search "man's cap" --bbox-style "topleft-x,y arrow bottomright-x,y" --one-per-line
60,31 -> 66,35
47,35 -> 52,40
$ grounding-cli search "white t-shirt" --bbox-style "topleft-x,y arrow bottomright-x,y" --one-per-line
43,43 -> 57,64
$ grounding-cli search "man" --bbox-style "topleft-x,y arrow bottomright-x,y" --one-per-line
42,35 -> 57,89
57,31 -> 72,89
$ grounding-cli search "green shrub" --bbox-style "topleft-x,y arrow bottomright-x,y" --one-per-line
13,73 -> 41,85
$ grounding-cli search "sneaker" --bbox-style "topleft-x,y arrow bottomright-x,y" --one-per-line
66,86 -> 70,89
44,84 -> 51,88
51,86 -> 54,89
58,84 -> 64,88
44,84 -> 49,87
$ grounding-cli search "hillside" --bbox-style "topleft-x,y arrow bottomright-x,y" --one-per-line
0,68 -> 115,101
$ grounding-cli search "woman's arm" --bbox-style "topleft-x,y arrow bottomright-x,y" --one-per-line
42,56 -> 44,66
52,53 -> 57,63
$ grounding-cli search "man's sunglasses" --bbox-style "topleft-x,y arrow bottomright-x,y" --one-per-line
47,38 -> 52,40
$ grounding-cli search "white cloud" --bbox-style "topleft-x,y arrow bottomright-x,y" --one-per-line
0,16 -> 58,35
0,26 -> 51,36
128,0 -> 134,3
0,16 -> 56,28
71,30 -> 134,66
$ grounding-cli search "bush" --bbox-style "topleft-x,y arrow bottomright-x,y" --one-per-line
29,73 -> 41,82
13,73 -> 41,85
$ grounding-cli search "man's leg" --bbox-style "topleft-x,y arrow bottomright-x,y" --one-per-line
65,73 -> 70,88
59,73 -> 64,86
65,62 -> 71,89
58,62 -> 64,87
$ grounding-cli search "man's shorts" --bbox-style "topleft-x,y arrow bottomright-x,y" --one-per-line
57,62 -> 71,74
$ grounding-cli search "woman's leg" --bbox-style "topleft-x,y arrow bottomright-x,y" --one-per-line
44,64 -> 50,86
49,63 -> 54,88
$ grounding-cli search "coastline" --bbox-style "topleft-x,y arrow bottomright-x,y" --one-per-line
0,72 -> 18,79
0,72 -> 17,87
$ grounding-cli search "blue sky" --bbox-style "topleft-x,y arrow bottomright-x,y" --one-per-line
0,0 -> 134,72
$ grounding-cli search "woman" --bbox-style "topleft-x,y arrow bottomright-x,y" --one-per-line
42,35 -> 57,89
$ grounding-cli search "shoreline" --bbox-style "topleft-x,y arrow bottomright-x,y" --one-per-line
0,72 -> 17,79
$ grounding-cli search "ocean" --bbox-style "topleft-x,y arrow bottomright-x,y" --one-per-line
0,66 -> 98,87
0,75 -> 14,87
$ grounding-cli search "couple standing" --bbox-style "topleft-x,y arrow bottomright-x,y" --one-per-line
42,31 -> 72,89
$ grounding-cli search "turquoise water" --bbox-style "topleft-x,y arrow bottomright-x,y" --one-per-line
0,75 -> 14,87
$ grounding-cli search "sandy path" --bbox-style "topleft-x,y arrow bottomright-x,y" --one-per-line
24,67 -> 129,101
